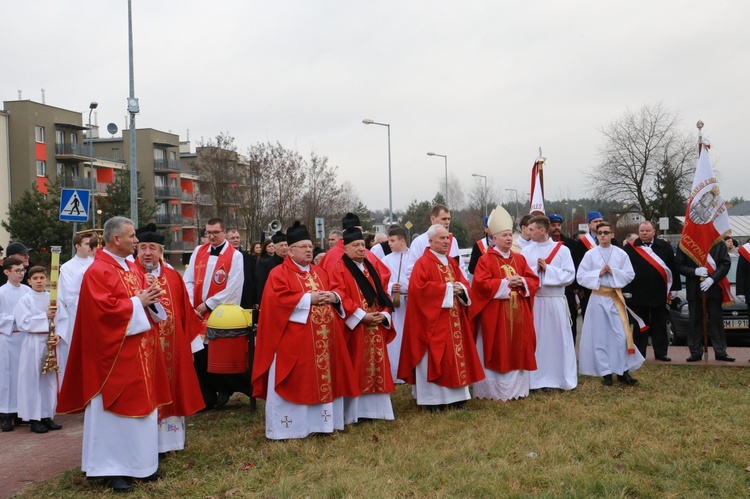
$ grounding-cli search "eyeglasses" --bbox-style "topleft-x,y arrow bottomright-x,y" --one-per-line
205,230 -> 224,236
597,231 -> 612,235
11,269 -> 25,274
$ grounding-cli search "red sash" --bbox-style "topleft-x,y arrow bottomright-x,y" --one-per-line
633,245 -> 672,301
580,234 -> 595,251
544,241 -> 564,264
477,238 -> 490,254
192,243 -> 236,310
739,243 -> 750,263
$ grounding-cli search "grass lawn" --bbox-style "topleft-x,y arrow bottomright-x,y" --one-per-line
20,364 -> 750,498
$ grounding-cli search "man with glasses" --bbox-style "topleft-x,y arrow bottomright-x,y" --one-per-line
577,222 -> 644,386
184,218 -> 244,410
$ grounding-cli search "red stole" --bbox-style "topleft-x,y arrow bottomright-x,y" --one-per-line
581,234 -> 595,250
632,245 -> 672,301
192,243 -> 236,309
707,253 -> 735,306
739,243 -> 750,263
477,238 -> 490,254
544,241 -> 564,264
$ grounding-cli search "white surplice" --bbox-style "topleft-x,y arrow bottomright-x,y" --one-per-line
0,283 -> 31,413
57,255 -> 94,381
522,239 -> 578,390
15,290 -> 62,420
577,246 -> 645,377
382,250 -> 408,383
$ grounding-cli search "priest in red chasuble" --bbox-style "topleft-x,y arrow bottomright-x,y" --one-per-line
134,224 -> 205,454
470,205 -> 539,402
319,212 -> 391,283
330,227 -> 395,423
57,216 -> 171,493
252,221 -> 358,439
398,224 -> 484,411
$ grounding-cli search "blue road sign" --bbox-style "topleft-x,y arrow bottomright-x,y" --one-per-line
59,188 -> 90,222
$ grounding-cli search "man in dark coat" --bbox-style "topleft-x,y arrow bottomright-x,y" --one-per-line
675,240 -> 734,362
623,221 -> 681,361
256,231 -> 288,306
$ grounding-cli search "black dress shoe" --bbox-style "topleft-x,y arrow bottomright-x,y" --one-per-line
138,471 -> 165,482
215,392 -> 231,408
715,354 -> 735,362
655,355 -> 671,362
41,417 -> 62,430
602,374 -> 613,386
0,414 -> 13,432
102,476 -> 134,493
686,354 -> 703,362
617,372 -> 638,386
30,420 -> 49,433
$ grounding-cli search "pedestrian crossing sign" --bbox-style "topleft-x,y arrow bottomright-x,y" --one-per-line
59,188 -> 90,222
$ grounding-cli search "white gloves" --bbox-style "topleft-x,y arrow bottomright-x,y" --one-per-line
699,277 -> 714,292
695,267 -> 709,277
737,295 -> 746,304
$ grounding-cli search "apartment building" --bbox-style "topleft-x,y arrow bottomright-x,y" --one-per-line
0,110 -> 10,247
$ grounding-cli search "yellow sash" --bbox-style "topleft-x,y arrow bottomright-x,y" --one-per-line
592,286 -> 636,354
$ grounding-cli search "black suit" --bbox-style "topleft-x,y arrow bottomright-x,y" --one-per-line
737,250 -> 750,299
468,236 -> 491,275
623,238 -> 681,358
238,248 -> 257,309
256,254 -> 284,306
675,242 -> 731,357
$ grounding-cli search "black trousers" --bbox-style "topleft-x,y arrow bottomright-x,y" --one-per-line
686,298 -> 728,357
631,304 -> 669,358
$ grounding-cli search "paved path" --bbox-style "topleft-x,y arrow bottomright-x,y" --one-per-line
2,345 -> 749,498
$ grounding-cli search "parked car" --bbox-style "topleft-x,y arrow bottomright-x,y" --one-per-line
668,256 -> 749,344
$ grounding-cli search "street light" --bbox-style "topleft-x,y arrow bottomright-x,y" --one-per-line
88,101 -> 98,230
505,188 -> 519,229
427,152 -> 448,206
127,0 -> 140,226
362,119 -> 393,224
471,173 -> 488,218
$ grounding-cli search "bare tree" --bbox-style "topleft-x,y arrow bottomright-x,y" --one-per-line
191,133 -> 242,225
588,103 -> 697,220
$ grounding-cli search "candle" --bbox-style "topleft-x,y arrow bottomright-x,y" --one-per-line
49,246 -> 62,306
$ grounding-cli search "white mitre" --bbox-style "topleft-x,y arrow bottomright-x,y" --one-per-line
487,205 -> 514,236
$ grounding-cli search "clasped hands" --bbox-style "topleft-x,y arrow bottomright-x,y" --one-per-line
599,264 -> 612,276
362,312 -> 385,326
137,280 -> 163,308
506,275 -> 525,289
310,290 -> 338,306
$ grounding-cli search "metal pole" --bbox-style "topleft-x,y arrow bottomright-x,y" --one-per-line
88,108 -> 96,229
386,124 -> 393,224
443,156 -> 448,207
128,0 -> 138,226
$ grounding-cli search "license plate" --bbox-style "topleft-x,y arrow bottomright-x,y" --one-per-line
723,319 -> 749,329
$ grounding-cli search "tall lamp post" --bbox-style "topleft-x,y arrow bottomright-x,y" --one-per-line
127,0 -> 140,226
471,173 -> 488,218
505,188 -> 519,229
427,152 -> 448,206
362,119 -> 393,224
88,101 -> 98,229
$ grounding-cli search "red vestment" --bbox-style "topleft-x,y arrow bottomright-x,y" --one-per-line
470,249 -> 539,373
330,258 -> 395,395
397,249 -> 484,388
57,251 -> 172,417
251,258 -> 358,404
320,240 -> 392,283
134,261 -> 206,418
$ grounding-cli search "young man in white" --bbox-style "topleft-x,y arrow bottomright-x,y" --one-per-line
522,216 -> 577,391
381,227 -> 409,383
0,257 -> 32,432
577,222 -> 643,386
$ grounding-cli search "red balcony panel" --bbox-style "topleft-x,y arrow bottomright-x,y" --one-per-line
37,177 -> 48,195
36,142 -> 46,161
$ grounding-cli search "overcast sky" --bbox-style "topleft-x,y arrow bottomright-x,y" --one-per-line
3,1 -> 749,212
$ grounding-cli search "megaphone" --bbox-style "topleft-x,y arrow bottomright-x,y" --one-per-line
268,220 -> 282,233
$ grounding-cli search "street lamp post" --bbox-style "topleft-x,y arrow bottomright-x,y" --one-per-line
427,152 -> 448,206
88,101 -> 98,229
362,119 -> 393,224
505,188 -> 519,229
127,0 -> 140,227
471,173 -> 488,218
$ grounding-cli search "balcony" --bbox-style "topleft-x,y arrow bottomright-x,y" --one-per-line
56,142 -> 91,159
154,158 -> 180,171
181,191 -> 195,203
154,186 -> 182,198
155,213 -> 184,225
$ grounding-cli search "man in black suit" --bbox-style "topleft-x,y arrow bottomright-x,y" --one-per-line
623,222 -> 681,361
675,240 -> 734,362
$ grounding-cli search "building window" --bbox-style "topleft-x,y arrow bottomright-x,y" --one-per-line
112,148 -> 120,160
56,130 -> 65,144
35,126 -> 45,143
154,148 -> 166,161
71,133 -> 78,146
36,160 -> 46,176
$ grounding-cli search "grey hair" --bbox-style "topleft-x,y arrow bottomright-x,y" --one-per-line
426,224 -> 445,239
329,230 -> 342,237
103,216 -> 134,244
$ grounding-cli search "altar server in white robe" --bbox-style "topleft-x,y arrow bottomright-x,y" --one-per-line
522,215 -> 577,391
577,222 -> 644,386
381,226 -> 409,383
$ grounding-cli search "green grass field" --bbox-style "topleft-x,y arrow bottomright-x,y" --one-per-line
20,364 -> 750,498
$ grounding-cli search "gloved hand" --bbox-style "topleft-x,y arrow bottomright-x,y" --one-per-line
699,277 -> 714,292
669,291 -> 679,300
737,295 -> 746,304
695,267 -> 709,277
